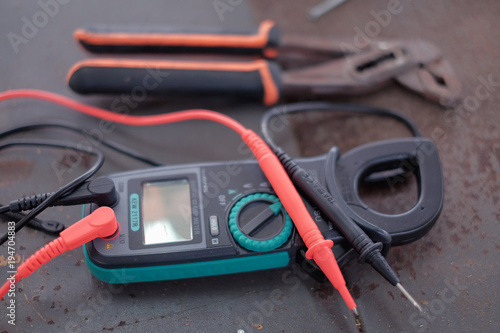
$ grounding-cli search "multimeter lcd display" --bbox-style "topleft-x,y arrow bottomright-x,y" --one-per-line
142,179 -> 193,245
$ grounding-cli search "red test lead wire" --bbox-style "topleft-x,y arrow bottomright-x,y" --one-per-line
0,207 -> 119,299
243,130 -> 357,312
0,89 -> 357,312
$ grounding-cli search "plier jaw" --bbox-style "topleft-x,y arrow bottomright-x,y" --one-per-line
395,58 -> 462,108
280,37 -> 461,107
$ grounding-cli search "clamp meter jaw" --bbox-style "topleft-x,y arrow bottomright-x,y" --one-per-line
84,137 -> 443,284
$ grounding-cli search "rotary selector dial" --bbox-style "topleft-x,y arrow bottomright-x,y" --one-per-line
228,193 -> 292,252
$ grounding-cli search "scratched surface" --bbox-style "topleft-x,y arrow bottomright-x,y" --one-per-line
1,1 -> 499,332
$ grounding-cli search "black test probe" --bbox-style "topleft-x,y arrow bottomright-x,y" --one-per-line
261,102 -> 423,312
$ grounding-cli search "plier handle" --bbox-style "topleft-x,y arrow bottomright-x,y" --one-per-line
68,20 -> 461,107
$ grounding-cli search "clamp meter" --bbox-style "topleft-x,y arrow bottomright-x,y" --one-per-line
84,138 -> 444,284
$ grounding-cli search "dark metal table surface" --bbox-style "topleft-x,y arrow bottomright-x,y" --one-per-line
1,1 -> 499,332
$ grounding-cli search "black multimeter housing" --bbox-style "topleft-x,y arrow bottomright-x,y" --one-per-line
84,138 -> 444,284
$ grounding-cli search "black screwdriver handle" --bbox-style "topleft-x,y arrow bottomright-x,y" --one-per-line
67,59 -> 283,105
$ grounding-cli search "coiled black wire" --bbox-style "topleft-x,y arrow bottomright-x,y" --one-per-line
260,101 -> 421,153
0,139 -> 104,245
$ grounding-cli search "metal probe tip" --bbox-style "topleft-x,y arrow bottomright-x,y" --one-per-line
396,283 -> 422,312
352,307 -> 365,333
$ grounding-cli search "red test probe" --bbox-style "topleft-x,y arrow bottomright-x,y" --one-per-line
0,207 -> 119,299
0,89 -> 357,314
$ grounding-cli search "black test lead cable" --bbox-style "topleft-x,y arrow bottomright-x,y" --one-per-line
0,121 -> 163,167
0,139 -> 104,245
261,101 -> 423,312
0,121 -> 163,232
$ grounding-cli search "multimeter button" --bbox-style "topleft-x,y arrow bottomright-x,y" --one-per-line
209,215 -> 220,236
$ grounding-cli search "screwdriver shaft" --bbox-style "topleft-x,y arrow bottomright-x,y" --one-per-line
309,0 -> 349,20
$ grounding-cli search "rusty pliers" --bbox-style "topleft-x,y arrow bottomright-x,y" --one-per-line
68,20 -> 461,107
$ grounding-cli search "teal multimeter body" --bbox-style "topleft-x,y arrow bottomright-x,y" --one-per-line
84,155 -> 338,284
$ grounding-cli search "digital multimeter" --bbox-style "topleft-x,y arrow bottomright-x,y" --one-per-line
84,155 -> 335,284
84,138 -> 444,284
